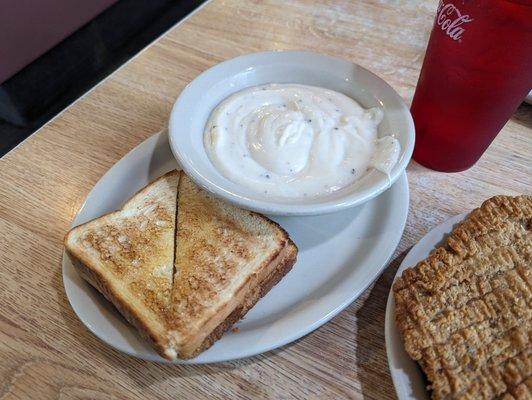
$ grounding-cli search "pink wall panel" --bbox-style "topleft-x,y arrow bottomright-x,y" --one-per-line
0,0 -> 118,83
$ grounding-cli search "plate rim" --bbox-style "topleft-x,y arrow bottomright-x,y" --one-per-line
385,212 -> 468,399
63,130 -> 410,364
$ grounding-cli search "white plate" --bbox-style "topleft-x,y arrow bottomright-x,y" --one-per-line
168,51 -> 415,216
385,213 -> 468,399
63,130 -> 409,364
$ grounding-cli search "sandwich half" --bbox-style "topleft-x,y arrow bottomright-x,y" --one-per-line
65,170 -> 298,360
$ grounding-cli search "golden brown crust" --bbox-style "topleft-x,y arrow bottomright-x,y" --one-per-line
393,195 -> 532,400
65,170 -> 299,361
170,172 -> 298,358
64,170 -> 179,360
67,250 -> 171,358
64,170 -> 179,244
172,239 -> 290,356
188,240 -> 298,358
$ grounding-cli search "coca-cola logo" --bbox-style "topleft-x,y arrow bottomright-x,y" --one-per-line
436,1 -> 473,41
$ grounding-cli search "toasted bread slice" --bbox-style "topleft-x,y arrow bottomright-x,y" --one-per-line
65,170 -> 179,359
166,172 -> 298,359
65,170 -> 298,360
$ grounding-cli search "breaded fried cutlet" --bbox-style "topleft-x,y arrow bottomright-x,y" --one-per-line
394,195 -> 531,400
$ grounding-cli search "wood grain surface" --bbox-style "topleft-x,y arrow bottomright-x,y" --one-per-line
0,0 -> 530,399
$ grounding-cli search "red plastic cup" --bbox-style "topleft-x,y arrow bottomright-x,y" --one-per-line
411,0 -> 532,172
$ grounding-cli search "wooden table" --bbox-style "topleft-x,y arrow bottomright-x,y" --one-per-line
1,0 -> 530,398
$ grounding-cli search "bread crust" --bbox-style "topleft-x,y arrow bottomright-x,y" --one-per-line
67,251 -> 172,358
68,239 -> 298,361
65,170 -> 299,361
393,195 -> 531,399
65,170 -> 179,360
169,171 -> 299,359
179,240 -> 298,359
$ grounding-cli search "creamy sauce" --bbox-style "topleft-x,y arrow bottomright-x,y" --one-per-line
204,84 -> 400,198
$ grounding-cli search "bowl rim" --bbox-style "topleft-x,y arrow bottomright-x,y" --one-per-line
168,50 -> 414,216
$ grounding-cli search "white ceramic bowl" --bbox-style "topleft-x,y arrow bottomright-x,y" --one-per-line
168,51 -> 414,216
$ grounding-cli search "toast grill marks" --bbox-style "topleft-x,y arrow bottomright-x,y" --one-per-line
393,196 -> 532,400
75,172 -> 179,316
169,173 -> 287,333
66,170 -> 298,360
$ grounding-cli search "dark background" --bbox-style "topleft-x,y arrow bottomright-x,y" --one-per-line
0,0 -> 205,157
